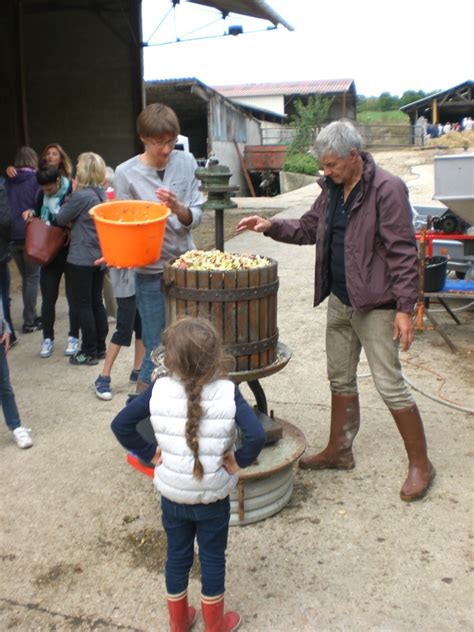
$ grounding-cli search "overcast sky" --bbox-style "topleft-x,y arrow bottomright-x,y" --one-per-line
142,0 -> 471,98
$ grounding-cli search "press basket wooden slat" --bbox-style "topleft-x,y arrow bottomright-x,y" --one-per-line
163,258 -> 279,371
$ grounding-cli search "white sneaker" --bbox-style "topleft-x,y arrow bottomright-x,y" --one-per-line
65,336 -> 79,356
40,338 -> 54,358
12,427 -> 33,449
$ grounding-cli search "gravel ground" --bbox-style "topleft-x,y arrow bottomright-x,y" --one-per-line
0,147 -> 473,632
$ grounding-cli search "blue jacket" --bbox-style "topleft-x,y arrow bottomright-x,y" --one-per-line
0,185 -> 11,262
4,169 -> 40,242
111,384 -> 265,470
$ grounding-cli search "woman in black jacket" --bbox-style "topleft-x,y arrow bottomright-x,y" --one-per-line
22,164 -> 79,359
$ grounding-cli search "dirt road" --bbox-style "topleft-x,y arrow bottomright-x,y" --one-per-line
0,146 -> 473,631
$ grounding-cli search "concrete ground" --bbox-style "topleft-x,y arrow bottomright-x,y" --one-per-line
0,149 -> 473,631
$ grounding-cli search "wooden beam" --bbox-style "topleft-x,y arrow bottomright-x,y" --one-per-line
233,140 -> 256,197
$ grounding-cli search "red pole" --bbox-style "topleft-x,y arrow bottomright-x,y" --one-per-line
416,227 -> 426,330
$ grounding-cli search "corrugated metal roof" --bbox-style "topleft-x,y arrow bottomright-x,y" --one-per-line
400,80 -> 473,111
145,77 -> 287,123
187,0 -> 294,31
211,79 -> 355,97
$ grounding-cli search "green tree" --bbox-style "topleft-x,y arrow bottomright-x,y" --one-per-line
357,95 -> 379,112
399,90 -> 427,107
286,95 -> 334,155
378,92 -> 399,111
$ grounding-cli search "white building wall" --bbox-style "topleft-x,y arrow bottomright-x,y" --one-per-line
209,117 -> 261,196
260,120 -> 295,145
230,95 -> 285,116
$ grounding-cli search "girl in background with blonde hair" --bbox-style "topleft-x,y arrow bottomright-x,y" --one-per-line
111,317 -> 265,632
55,152 -> 108,365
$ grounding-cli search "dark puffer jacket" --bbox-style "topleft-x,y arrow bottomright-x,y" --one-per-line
0,185 -> 12,263
4,168 -> 40,242
266,152 -> 418,314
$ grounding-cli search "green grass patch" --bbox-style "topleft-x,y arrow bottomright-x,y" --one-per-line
357,111 -> 409,124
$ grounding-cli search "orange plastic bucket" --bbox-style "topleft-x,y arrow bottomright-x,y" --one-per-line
89,200 -> 170,268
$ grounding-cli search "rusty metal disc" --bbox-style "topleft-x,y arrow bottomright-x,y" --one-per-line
229,340 -> 292,384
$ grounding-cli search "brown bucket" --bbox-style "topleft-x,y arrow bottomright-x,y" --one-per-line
163,258 -> 279,372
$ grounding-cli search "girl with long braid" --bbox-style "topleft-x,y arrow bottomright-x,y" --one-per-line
111,317 -> 265,632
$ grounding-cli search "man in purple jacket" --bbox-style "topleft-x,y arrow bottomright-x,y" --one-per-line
237,120 -> 435,502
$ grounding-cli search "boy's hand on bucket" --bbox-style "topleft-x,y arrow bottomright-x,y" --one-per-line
95,256 -> 116,268
94,257 -> 132,270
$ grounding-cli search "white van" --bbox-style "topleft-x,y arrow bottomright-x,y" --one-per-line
175,134 -> 189,152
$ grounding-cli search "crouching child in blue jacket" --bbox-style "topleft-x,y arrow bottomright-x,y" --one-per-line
111,316 -> 265,632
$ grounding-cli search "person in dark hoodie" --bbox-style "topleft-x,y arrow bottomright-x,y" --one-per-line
55,152 -> 108,366
4,146 -> 42,335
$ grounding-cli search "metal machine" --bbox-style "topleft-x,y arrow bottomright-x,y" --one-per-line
413,153 -> 474,279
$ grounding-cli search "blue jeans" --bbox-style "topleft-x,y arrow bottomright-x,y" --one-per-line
135,273 -> 165,384
161,496 -> 230,597
0,261 -> 16,342
0,343 -> 21,431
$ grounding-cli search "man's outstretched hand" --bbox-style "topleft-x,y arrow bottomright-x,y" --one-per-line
236,215 -> 272,234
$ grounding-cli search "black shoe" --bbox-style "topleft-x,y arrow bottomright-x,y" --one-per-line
22,323 -> 42,334
69,351 -> 98,366
129,369 -> 140,383
97,349 -> 107,360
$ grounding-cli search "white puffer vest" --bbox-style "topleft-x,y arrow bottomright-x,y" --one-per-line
150,376 -> 238,504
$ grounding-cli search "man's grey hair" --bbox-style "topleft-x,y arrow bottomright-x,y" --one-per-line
314,120 -> 363,159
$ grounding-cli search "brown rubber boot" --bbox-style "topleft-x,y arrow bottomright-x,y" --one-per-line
390,404 -> 436,501
298,392 -> 360,470
135,378 -> 149,394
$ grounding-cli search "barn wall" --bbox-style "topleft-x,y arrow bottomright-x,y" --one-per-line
231,95 -> 285,115
209,98 -> 261,195
0,0 -> 143,172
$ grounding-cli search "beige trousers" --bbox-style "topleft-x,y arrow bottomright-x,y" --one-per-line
326,294 -> 415,410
